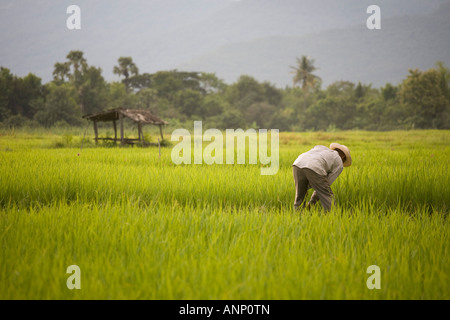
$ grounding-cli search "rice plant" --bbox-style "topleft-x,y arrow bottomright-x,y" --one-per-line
0,129 -> 448,299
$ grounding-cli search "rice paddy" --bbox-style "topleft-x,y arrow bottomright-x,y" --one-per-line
0,129 -> 448,299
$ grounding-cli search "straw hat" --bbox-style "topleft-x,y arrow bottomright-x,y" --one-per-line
330,143 -> 352,167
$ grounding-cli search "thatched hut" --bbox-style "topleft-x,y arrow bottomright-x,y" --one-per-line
82,108 -> 168,145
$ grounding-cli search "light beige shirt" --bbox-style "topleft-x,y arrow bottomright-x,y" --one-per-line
293,145 -> 343,185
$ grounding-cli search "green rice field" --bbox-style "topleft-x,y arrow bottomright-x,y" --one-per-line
0,129 -> 449,299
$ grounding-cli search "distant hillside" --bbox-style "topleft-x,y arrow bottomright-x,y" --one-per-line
179,2 -> 450,88
0,0 -> 448,86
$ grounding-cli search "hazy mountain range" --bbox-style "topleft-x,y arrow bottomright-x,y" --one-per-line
1,0 -> 449,88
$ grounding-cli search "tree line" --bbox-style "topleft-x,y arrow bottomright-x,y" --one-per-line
1,50 -> 449,131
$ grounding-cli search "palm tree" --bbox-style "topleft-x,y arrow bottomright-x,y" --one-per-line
290,55 -> 321,110
52,62 -> 70,83
66,50 -> 87,113
113,57 -> 139,93
66,50 -> 87,75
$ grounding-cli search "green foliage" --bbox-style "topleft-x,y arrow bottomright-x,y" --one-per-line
0,130 -> 448,299
33,83 -> 81,127
0,67 -> 45,123
174,89 -> 204,118
1,52 -> 449,131
290,55 -> 321,93
399,67 -> 450,129
135,88 -> 158,110
107,82 -> 137,109
113,56 -> 139,93
201,94 -> 228,118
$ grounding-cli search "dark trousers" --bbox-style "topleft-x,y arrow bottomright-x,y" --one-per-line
292,166 -> 334,211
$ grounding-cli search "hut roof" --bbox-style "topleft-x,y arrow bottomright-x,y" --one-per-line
82,108 -> 168,125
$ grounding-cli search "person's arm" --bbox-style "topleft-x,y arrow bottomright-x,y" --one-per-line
309,165 -> 342,207
327,166 -> 343,186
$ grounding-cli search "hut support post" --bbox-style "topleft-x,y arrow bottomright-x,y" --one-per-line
120,113 -> 124,145
159,124 -> 164,140
93,120 -> 98,145
113,120 -> 117,144
138,123 -> 142,141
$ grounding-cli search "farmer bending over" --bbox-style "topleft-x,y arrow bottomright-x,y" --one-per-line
292,143 -> 352,211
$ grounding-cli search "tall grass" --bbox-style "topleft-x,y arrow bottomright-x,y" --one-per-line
1,202 -> 447,299
0,129 -> 449,299
1,133 -> 447,212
